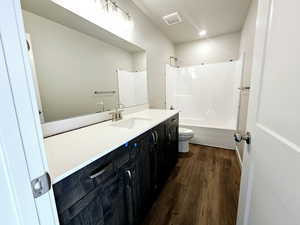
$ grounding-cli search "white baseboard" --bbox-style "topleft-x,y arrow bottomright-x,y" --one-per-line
181,124 -> 236,150
235,146 -> 243,169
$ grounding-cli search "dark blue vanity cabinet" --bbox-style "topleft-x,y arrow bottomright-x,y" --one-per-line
53,113 -> 179,225
149,123 -> 166,196
165,115 -> 179,176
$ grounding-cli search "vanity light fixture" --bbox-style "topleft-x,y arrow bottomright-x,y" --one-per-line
102,0 -> 133,30
104,0 -> 132,21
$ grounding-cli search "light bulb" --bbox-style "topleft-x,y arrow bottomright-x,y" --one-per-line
198,30 -> 207,37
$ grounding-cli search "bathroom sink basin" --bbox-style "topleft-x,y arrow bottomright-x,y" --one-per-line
110,118 -> 152,130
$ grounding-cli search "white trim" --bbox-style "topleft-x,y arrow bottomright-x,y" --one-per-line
0,0 -> 59,224
0,19 -> 41,225
26,33 -> 45,123
42,104 -> 149,137
257,123 -> 300,153
0,135 -> 34,225
235,146 -> 243,168
43,112 -> 112,137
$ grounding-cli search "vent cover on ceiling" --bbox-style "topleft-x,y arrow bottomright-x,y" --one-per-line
163,12 -> 182,25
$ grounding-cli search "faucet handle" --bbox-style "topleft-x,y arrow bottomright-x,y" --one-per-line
117,109 -> 124,120
109,111 -> 118,121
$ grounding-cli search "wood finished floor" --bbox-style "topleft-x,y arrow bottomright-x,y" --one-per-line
142,144 -> 241,225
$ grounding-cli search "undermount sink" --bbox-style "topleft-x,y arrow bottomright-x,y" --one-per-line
110,117 -> 152,129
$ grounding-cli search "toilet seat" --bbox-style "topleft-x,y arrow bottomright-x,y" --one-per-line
178,127 -> 194,153
179,127 -> 194,136
179,127 -> 194,141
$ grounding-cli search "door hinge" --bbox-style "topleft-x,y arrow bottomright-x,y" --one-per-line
31,172 -> 51,198
234,132 -> 251,145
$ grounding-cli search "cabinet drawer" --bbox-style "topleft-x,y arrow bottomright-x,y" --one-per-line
53,149 -> 119,214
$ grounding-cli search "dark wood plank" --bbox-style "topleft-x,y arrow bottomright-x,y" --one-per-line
142,144 -> 241,225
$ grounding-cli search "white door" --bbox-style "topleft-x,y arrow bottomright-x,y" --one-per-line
237,0 -> 300,225
0,0 -> 59,225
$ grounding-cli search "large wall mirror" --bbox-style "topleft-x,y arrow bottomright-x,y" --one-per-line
21,0 -> 148,132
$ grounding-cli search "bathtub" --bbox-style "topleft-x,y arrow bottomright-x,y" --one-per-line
165,62 -> 242,150
179,117 -> 236,150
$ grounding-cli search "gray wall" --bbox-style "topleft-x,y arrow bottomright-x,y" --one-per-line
113,0 -> 175,108
23,10 -> 134,122
175,32 -> 241,67
132,51 -> 146,71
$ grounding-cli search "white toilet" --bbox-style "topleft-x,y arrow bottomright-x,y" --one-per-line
178,127 -> 194,153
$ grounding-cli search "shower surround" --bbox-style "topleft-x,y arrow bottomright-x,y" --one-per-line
166,60 -> 243,149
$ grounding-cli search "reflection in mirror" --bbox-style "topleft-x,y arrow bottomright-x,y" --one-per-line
117,70 -> 148,108
21,0 -> 147,124
117,51 -> 148,108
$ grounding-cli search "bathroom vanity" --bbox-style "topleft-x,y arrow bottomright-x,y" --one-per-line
44,110 -> 179,225
21,3 -> 179,224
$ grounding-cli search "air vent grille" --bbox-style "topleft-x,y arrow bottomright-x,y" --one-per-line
163,12 -> 182,25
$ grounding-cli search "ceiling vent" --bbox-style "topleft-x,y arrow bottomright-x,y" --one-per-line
163,12 -> 182,25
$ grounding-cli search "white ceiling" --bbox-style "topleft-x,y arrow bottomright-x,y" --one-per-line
132,0 -> 252,44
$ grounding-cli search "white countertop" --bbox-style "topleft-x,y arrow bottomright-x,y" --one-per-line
44,109 -> 179,184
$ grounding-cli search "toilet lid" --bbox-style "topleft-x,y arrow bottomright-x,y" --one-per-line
179,127 -> 194,137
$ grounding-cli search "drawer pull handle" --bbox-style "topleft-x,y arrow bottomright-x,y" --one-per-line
89,163 -> 113,179
155,131 -> 159,143
126,170 -> 132,180
168,132 -> 172,144
151,132 -> 156,143
171,118 -> 177,122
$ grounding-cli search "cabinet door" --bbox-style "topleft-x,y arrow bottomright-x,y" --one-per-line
136,136 -> 152,215
120,148 -> 143,225
165,115 -> 179,175
123,165 -> 139,225
149,128 -> 160,198
101,174 -> 127,225
59,185 -> 104,225
153,124 -> 167,190
170,116 -> 179,166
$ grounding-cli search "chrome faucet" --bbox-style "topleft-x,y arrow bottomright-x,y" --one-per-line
110,105 -> 124,122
